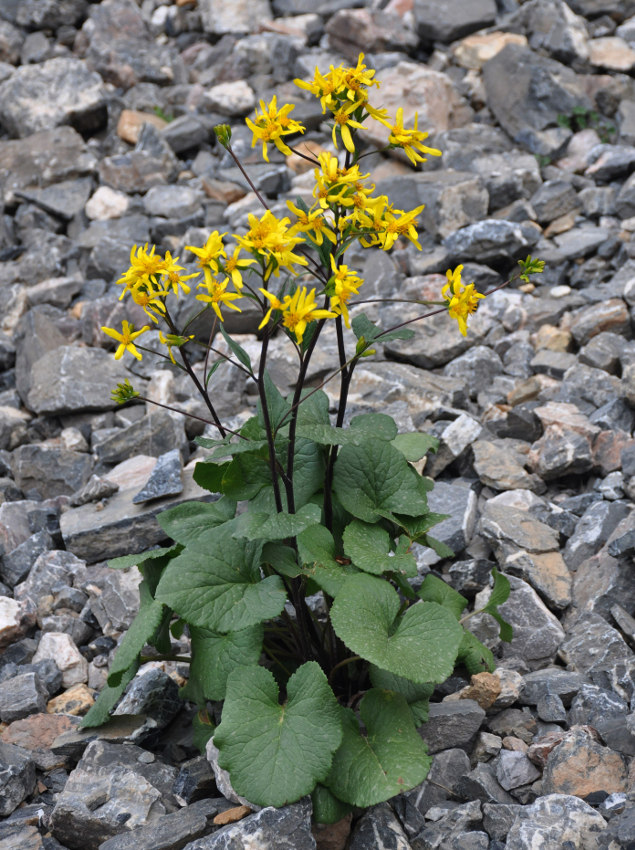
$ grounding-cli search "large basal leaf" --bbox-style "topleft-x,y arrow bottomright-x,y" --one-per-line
155,529 -> 286,632
342,520 -> 416,577
261,543 -> 301,578
333,439 -> 430,523
325,689 -> 431,807
232,503 -> 321,541
456,629 -> 495,675
311,784 -> 353,825
214,662 -> 343,808
295,409 -> 397,449
391,432 -> 439,461
369,666 -> 434,726
157,498 -> 236,549
418,574 -> 468,620
331,574 -> 463,683
183,624 -> 264,703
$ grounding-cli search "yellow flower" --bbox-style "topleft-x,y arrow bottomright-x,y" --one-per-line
294,53 -> 379,116
186,231 -> 227,272
220,245 -> 255,289
128,281 -> 168,323
286,200 -> 337,246
258,288 -> 285,330
116,243 -> 166,296
236,210 -> 308,279
442,265 -> 485,336
279,286 -> 337,344
245,96 -> 305,162
160,251 -> 199,295
101,320 -> 150,360
196,276 -> 242,322
328,256 -> 363,328
380,204 -> 425,251
331,99 -> 365,154
380,108 -> 442,166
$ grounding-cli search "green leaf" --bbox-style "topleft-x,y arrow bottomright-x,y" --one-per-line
214,662 -> 343,808
193,460 -> 229,493
218,324 -> 254,374
333,439 -> 430,523
284,436 -> 325,507
325,689 -> 431,807
391,432 -> 439,461
352,313 -> 415,345
456,629 -> 495,674
232,503 -> 321,541
369,666 -> 434,726
221,450 -> 272,501
342,519 -> 416,577
331,574 -> 463,683
107,581 -> 167,687
349,413 -> 398,442
311,784 -> 353,825
418,574 -> 468,620
480,568 -> 513,642
297,525 -> 356,597
199,440 -> 269,462
205,359 -> 222,388
424,534 -> 454,560
396,510 -> 447,541
155,528 -> 287,632
257,371 -> 291,433
261,543 -> 301,578
192,709 -> 216,754
108,546 -> 178,570
182,624 -> 264,703
157,498 -> 236,548
81,662 -> 138,728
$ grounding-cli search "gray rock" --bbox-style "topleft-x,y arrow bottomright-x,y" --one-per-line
471,441 -> 545,494
199,0 -> 272,35
70,474 -> 119,507
183,799 -> 315,850
496,576 -> 566,668
568,300 -> 631,346
444,219 -> 540,264
0,57 -> 106,138
552,224 -> 613,261
563,499 -> 631,569
25,346 -> 130,415
410,800 -> 483,849
348,802 -> 411,850
95,411 -> 187,466
470,152 -> 542,212
0,740 -> 36,817
142,185 -> 204,219
495,750 -> 541,792
482,802 -> 527,841
586,143 -> 635,182
413,0 -> 496,43
16,0 -> 87,29
506,794 -> 607,850
0,671 -> 48,722
530,349 -> 577,379
97,799 -> 225,850
98,150 -> 178,194
17,178 -> 93,222
443,346 -> 503,399
569,684 -> 635,756
0,528 -> 54,587
425,480 -> 477,557
11,443 -> 93,499
161,115 -> 211,154
173,756 -> 218,806
513,0 -> 590,65
49,740 -> 179,850
483,44 -> 592,152
114,668 -> 181,730
519,668 -> 584,707
132,449 -> 183,504
530,180 -> 579,224
455,762 -> 516,804
527,425 -> 594,479
421,700 -> 485,754
426,414 -> 483,477
410,171 -> 489,240
14,550 -> 87,608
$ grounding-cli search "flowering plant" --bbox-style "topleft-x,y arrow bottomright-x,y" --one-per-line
86,55 -> 544,820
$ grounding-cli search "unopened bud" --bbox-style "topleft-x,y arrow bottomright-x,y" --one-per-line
214,124 -> 232,148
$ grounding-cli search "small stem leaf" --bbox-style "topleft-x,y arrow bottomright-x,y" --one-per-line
480,569 -> 513,642
391,432 -> 439,461
214,662 -> 343,808
456,629 -> 495,675
343,519 -> 417,577
349,413 -> 398,442
257,371 -> 291,433
108,545 -> 180,571
325,689 -> 432,807
193,460 -> 230,493
423,534 -> 455,560
418,574 -> 468,620
155,528 -> 287,632
331,574 -> 463,683
218,324 -> 254,374
221,451 -> 273,501
297,524 -> 357,597
106,580 -> 167,688
333,439 -> 430,523
261,543 -> 301,578
81,662 -> 138,728
352,313 -> 415,345
182,624 -> 264,703
232,503 -> 321,541
157,498 -> 237,549
198,440 -> 269,462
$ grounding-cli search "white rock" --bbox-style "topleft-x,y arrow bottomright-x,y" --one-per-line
33,632 -> 88,687
85,186 -> 130,221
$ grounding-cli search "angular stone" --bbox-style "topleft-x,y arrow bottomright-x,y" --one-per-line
0,57 -> 106,138
0,671 -> 48,722
348,802 -> 411,850
11,443 -> 93,499
506,794 -> 607,850
424,480 -> 477,557
33,632 -> 87,688
183,799 -> 315,850
204,81 -> 256,117
552,224 -> 612,261
568,299 -> 631,345
452,32 -> 528,71
444,219 -> 540,264
421,700 -> 485,754
514,0 -> 590,65
426,414 -> 483,476
0,740 -> 36,817
114,668 -> 180,730
530,180 -> 579,224
471,441 -> 544,493
536,692 -> 567,722
480,502 -> 560,560
1,713 -> 80,770
325,8 -> 418,56
199,0 -> 272,35
173,756 -> 217,806
1,529 -> 54,587
483,44 -> 592,152
17,178 -> 93,222
61,459 -> 214,564
14,550 -> 87,609
97,799 -> 225,850
494,750 -> 541,792
25,346 -> 130,415
569,684 -> 635,756
455,762 -> 515,804
504,550 -> 572,610
563,499 -> 631,570
94,410 -> 187,466
47,683 -> 95,716
132,449 -> 183,504
496,577 -> 565,668
0,596 -> 35,649
411,171 -> 489,240
527,425 -> 594,479
413,0 -> 496,43
85,186 -> 130,221
142,185 -> 204,219
49,740 -> 179,850
70,474 -> 119,507
116,109 -> 167,145
542,727 -> 628,796
519,668 -> 584,707
585,143 -> 635,182
98,151 -> 178,194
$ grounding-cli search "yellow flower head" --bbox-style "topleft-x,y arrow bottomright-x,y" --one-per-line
196,276 -> 242,323
245,96 -> 305,162
442,265 -> 485,336
101,320 -> 150,360
220,245 -> 255,290
186,231 -> 227,272
294,53 -> 379,117
328,256 -> 363,328
116,243 -> 166,296
160,251 -> 199,296
279,286 -> 337,344
380,108 -> 442,167
236,210 -> 308,279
